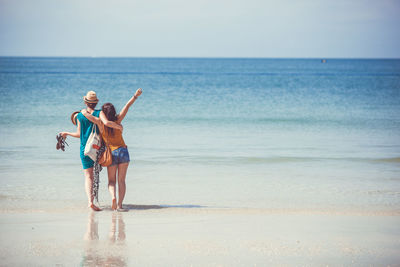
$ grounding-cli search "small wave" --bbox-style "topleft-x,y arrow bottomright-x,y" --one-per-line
0,70 -> 398,77
138,156 -> 400,165
239,156 -> 400,164
237,156 -> 400,164
371,157 -> 400,163
367,190 -> 400,196
139,156 -> 328,164
237,156 -> 313,163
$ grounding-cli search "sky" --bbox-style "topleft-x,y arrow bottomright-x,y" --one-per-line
0,0 -> 399,58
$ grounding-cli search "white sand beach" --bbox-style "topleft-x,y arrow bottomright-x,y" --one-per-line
1,206 -> 399,266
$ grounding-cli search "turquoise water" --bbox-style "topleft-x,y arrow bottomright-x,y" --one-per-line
0,57 -> 399,212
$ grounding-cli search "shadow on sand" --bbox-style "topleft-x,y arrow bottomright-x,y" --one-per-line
122,204 -> 205,210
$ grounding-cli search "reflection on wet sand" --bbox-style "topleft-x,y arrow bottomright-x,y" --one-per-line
109,211 -> 126,243
82,212 -> 127,267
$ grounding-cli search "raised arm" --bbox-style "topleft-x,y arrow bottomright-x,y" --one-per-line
98,111 -> 123,131
81,109 -> 102,127
117,88 -> 142,124
60,120 -> 81,139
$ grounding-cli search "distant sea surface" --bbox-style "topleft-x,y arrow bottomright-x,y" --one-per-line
0,57 -> 399,213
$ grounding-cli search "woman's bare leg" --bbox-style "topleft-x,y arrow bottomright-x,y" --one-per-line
84,168 -> 101,211
107,165 -> 118,210
116,162 -> 129,209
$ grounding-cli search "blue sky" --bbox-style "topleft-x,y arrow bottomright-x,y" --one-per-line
0,0 -> 399,58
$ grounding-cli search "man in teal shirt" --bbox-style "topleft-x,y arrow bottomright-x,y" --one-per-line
60,91 -> 121,211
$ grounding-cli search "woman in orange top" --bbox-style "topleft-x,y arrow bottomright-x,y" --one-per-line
82,88 -> 142,211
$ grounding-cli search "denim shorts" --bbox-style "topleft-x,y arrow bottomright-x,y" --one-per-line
111,147 -> 130,166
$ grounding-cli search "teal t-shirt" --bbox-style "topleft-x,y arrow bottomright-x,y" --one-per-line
77,110 -> 101,158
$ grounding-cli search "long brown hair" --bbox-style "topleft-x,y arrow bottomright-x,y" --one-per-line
102,103 -> 118,135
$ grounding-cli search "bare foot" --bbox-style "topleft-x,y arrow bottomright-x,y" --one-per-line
89,203 -> 102,211
117,205 -> 128,212
112,198 -> 117,211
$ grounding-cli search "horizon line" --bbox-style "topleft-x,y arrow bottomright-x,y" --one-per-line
0,55 -> 399,60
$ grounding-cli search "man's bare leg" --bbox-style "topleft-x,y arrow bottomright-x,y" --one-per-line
84,168 -> 101,211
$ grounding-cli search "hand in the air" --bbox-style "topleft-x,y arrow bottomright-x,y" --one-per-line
135,88 -> 142,98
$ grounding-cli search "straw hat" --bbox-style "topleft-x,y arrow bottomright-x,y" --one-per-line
83,91 -> 99,103
70,111 -> 80,125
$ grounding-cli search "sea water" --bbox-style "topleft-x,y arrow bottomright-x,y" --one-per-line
0,57 -> 399,213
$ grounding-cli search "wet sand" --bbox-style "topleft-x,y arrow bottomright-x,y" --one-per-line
0,206 -> 399,266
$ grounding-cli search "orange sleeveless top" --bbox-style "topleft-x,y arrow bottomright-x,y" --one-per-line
101,125 -> 126,151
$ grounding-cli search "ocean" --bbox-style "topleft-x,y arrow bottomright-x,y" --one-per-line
0,57 -> 399,213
